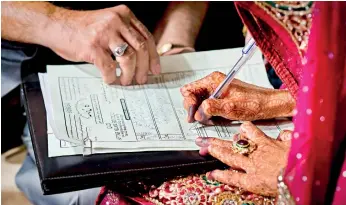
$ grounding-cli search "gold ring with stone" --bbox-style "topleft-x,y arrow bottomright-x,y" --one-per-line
232,135 -> 256,155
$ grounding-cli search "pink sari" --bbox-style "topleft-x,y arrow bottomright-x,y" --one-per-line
96,2 -> 346,204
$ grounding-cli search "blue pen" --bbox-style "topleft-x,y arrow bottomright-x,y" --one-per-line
190,38 -> 257,130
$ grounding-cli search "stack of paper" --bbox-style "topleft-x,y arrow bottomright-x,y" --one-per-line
39,48 -> 294,157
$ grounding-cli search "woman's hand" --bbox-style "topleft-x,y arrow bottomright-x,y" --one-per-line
44,5 -> 160,85
196,122 -> 292,196
180,71 -> 296,123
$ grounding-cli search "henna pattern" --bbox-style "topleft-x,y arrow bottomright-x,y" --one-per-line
198,122 -> 290,197
180,72 -> 296,123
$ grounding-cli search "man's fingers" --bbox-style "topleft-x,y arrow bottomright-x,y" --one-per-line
93,48 -> 117,84
207,144 -> 250,170
120,25 -> 149,84
109,36 -> 136,85
130,17 -> 161,75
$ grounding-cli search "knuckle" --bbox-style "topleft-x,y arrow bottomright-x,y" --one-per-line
103,11 -> 120,23
211,71 -> 224,77
135,39 -> 147,51
79,50 -> 93,63
117,4 -> 131,15
201,100 -> 212,110
121,48 -> 136,61
126,49 -> 136,58
146,32 -> 154,41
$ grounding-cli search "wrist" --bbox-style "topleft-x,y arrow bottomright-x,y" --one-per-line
37,6 -> 75,49
263,90 -> 296,118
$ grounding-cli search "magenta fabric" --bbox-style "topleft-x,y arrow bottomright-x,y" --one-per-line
283,2 -> 346,205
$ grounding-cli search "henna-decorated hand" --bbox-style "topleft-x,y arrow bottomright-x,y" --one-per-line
196,122 -> 292,197
180,71 -> 296,123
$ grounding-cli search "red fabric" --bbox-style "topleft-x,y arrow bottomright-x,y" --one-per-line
234,1 -> 303,100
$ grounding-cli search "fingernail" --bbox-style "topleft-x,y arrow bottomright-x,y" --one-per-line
199,147 -> 209,156
195,137 -> 209,147
206,171 -> 215,180
195,107 -> 207,122
233,133 -> 240,141
188,106 -> 197,123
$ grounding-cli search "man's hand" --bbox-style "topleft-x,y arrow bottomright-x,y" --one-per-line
2,2 -> 161,85
154,2 -> 208,55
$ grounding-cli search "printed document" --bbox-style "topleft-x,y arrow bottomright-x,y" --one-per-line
40,48 -> 294,157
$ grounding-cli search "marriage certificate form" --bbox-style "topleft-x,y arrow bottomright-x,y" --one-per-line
40,48 -> 294,156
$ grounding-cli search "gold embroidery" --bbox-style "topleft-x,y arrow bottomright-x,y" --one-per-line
213,192 -> 242,205
254,1 -> 313,54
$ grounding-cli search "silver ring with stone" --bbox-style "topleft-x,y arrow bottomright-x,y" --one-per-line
113,43 -> 128,57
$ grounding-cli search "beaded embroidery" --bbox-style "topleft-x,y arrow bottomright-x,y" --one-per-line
143,174 -> 275,205
255,1 -> 313,53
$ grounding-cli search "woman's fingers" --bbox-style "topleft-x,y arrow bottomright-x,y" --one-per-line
208,170 -> 277,197
240,121 -> 268,144
277,130 -> 292,148
195,137 -> 235,148
195,98 -> 235,122
207,144 -> 251,171
208,169 -> 246,189
181,72 -> 227,122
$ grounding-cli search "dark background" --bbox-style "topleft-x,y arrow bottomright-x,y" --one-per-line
1,2 -> 245,153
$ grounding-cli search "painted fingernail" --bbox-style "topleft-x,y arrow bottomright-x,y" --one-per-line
195,137 -> 210,147
199,147 -> 209,156
195,107 -> 207,122
233,133 -> 240,141
188,106 -> 197,122
206,171 -> 215,180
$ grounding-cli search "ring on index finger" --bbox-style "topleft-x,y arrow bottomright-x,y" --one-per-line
113,43 -> 129,57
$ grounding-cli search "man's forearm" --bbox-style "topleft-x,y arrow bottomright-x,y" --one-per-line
1,2 -> 63,46
154,2 -> 209,48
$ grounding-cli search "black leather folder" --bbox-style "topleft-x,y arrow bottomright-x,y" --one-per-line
21,74 -> 226,195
